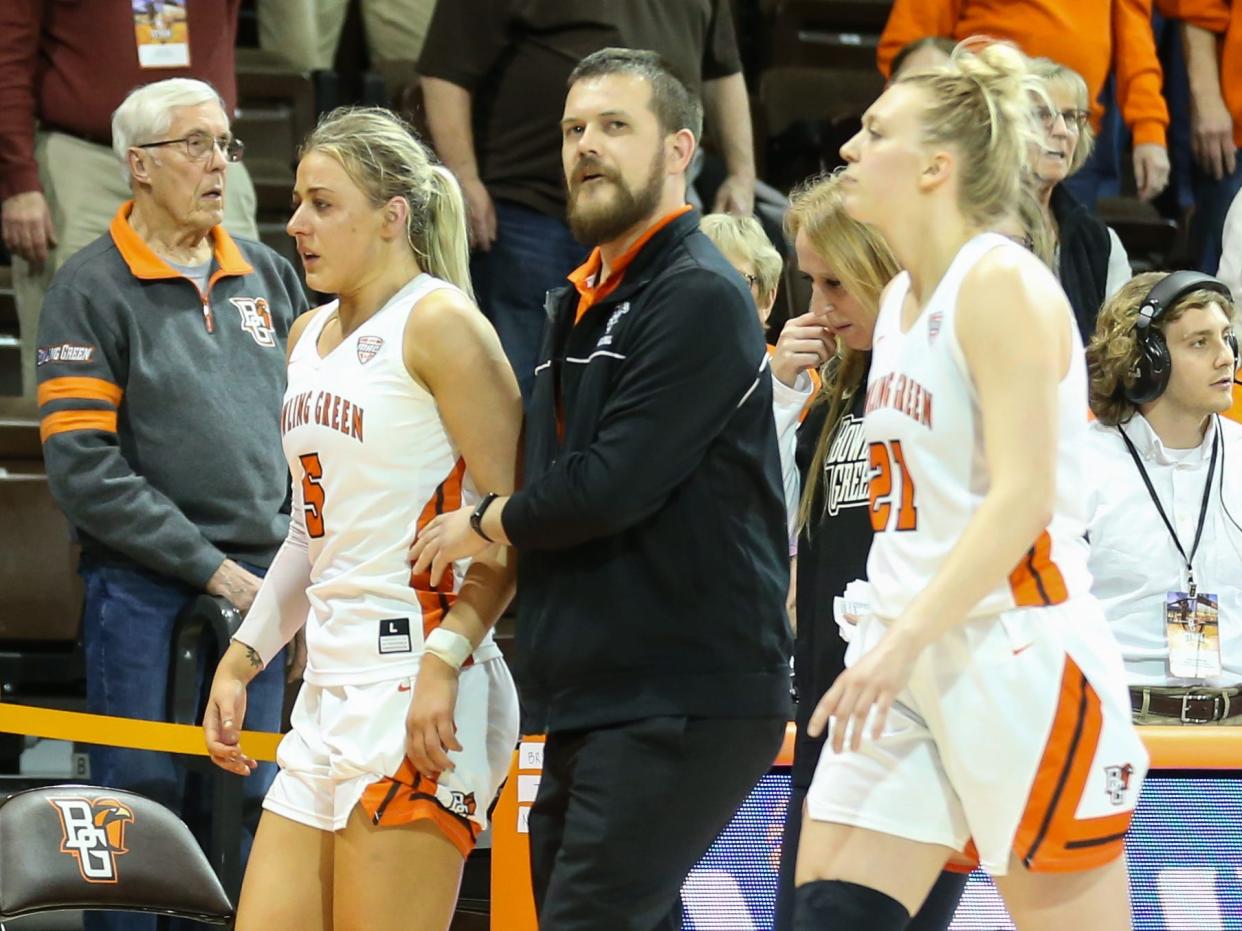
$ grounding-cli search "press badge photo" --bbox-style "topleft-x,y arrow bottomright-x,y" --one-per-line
1165,591 -> 1223,679
132,1 -> 190,68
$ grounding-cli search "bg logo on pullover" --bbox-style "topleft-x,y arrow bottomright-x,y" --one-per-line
230,297 -> 277,348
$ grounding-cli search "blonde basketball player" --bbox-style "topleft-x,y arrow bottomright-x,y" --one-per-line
201,107 -> 521,931
792,44 -> 1147,931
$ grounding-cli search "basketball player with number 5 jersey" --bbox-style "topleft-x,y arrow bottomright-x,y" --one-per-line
792,43 -> 1147,931
203,108 -> 520,931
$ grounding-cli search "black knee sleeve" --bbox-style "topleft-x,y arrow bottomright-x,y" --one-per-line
792,879 -> 911,931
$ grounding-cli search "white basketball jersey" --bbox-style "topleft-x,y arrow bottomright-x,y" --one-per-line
281,274 -> 501,686
864,234 -> 1093,620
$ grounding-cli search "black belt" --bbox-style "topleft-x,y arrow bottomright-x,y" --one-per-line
1130,687 -> 1242,723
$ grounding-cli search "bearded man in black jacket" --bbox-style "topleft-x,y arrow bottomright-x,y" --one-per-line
411,47 -> 791,931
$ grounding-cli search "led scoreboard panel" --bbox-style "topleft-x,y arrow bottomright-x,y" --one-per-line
680,772 -> 1242,930
491,728 -> 1242,930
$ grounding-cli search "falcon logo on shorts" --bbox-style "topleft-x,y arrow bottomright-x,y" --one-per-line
48,796 -> 134,883
230,297 -> 277,348
1103,763 -> 1135,805
357,335 -> 384,365
444,789 -> 477,819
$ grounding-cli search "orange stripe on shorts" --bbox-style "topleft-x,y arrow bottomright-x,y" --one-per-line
1014,657 -> 1134,872
358,758 -> 479,858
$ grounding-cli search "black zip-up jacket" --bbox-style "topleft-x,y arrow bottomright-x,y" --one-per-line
500,209 -> 793,733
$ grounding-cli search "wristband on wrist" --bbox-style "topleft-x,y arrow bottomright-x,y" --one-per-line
470,492 -> 500,543
423,626 -> 473,671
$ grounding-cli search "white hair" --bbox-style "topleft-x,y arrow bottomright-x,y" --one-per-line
110,78 -> 226,184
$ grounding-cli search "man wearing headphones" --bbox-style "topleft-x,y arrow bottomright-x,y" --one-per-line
1084,270 -> 1242,724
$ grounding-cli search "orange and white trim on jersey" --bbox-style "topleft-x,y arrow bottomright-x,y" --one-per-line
410,457 -> 467,640
358,757 -> 480,858
1013,657 -> 1133,872
1008,530 -> 1069,608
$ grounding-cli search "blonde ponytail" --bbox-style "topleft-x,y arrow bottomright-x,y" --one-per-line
419,164 -> 474,301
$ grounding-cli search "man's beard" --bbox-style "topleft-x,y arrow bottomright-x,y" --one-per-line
566,150 -> 665,247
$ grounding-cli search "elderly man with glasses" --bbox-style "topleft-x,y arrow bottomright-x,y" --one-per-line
0,1 -> 258,399
35,78 -> 305,931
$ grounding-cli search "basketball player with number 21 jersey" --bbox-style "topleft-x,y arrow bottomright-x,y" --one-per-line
791,42 -> 1146,931
203,108 -> 520,931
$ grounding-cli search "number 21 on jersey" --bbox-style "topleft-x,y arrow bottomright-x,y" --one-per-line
869,440 -> 918,532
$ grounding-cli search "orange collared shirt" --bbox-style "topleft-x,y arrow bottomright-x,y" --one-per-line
567,204 -> 693,326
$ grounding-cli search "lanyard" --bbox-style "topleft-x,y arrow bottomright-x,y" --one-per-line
1118,424 -> 1218,596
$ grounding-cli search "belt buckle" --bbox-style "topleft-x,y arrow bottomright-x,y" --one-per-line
1181,693 -> 1220,723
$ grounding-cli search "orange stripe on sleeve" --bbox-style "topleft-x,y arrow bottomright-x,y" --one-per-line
37,376 -> 123,408
1008,530 -> 1068,608
40,410 -> 118,443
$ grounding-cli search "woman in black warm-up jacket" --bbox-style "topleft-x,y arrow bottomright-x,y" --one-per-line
769,171 -> 969,931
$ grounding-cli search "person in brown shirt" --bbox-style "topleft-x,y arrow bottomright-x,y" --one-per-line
0,0 -> 257,398
418,0 -> 757,404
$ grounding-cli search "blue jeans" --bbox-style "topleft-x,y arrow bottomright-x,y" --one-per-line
1151,7 -> 1242,271
80,558 -> 286,931
1190,158 -> 1242,274
471,200 -> 588,404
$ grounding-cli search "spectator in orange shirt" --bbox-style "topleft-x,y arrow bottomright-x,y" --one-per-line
877,0 -> 1172,201
1158,0 -> 1242,273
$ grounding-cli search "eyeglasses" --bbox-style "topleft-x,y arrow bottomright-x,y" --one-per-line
743,273 -> 758,288
1035,106 -> 1089,133
136,132 -> 245,163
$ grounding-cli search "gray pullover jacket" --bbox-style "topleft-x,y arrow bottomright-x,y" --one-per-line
36,204 -> 307,588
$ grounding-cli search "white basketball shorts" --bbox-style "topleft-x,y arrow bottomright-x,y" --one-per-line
805,597 -> 1148,875
263,656 -> 520,856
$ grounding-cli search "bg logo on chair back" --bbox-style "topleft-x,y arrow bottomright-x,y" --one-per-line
48,796 -> 135,883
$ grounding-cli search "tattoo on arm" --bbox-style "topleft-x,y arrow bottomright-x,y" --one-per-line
244,645 -> 263,670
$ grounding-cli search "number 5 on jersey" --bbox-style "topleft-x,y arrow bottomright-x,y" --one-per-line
299,452 -> 326,538
869,440 -> 918,532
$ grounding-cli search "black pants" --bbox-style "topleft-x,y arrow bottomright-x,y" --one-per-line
529,715 -> 787,931
773,784 -> 969,931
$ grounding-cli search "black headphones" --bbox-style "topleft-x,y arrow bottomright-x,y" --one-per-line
1125,270 -> 1239,405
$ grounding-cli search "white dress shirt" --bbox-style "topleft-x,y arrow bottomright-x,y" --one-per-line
1085,414 -> 1242,686
771,369 -> 815,547
1105,226 -> 1132,301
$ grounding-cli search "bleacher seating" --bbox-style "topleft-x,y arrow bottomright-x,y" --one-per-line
233,47 -> 317,276
0,267 -> 21,397
766,0 -> 894,72
0,410 -> 84,705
